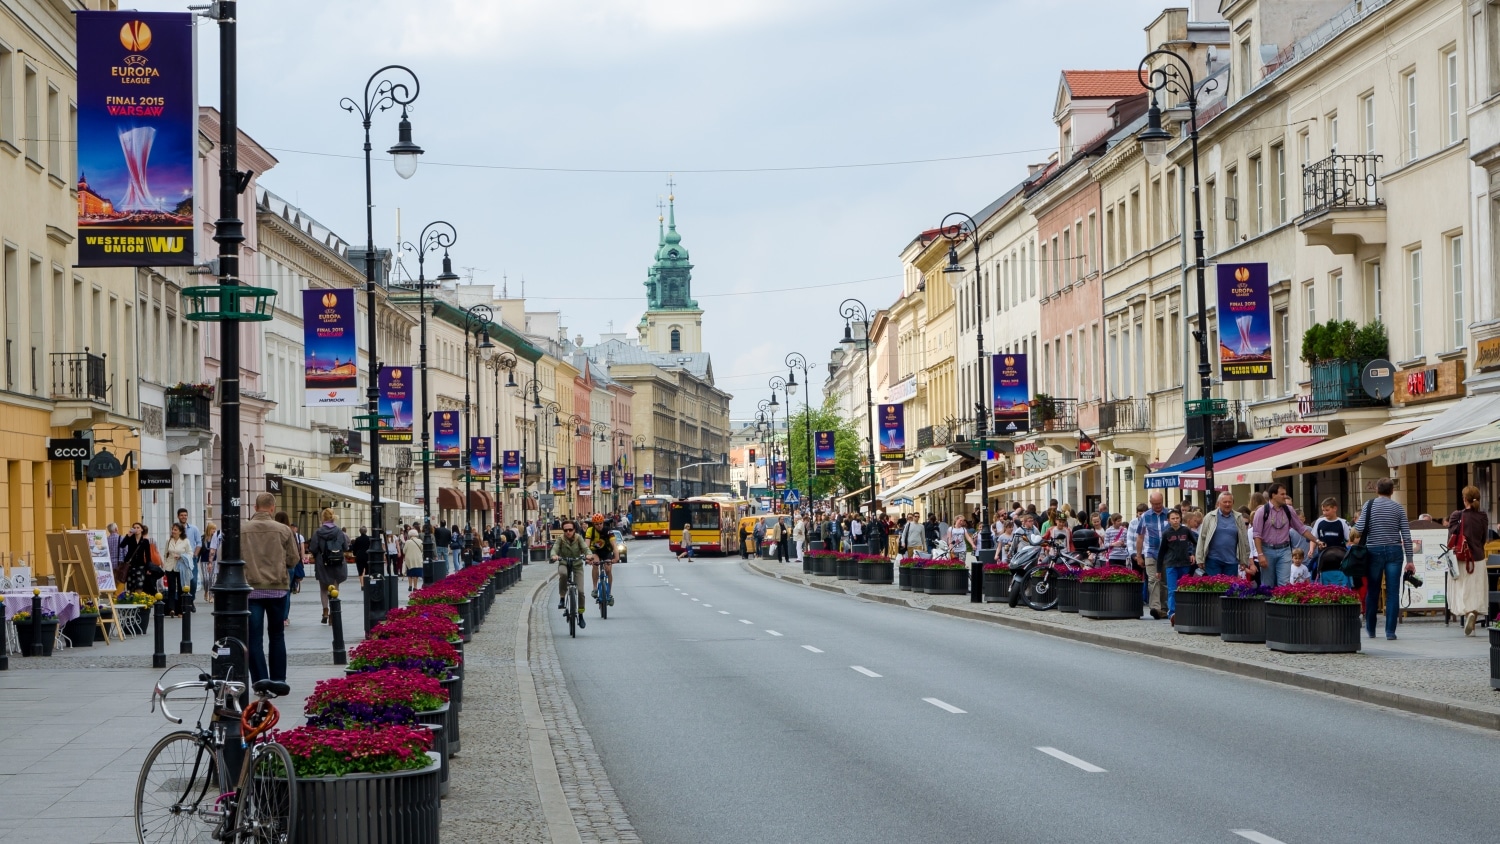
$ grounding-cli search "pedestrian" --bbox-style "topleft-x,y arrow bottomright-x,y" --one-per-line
176,508 -> 203,599
1196,491 -> 1250,578
403,528 -> 425,590
124,523 -> 165,595
1288,548 -> 1312,584
950,517 -> 975,560
900,513 -> 925,558
200,521 -> 219,594
1311,498 -> 1352,587
1351,478 -> 1416,640
385,530 -> 402,577
351,527 -> 371,587
161,522 -> 191,616
775,516 -> 790,563
752,518 -> 766,557
1103,513 -> 1131,566
308,508 -> 350,625
738,518 -> 751,559
1289,507 -> 1312,558
1134,492 -> 1172,619
241,492 -> 299,684
1159,508 -> 1196,623
793,515 -> 808,563
924,513 -> 939,552
677,523 -> 694,561
1447,485 -> 1489,635
1251,483 -> 1317,587
105,522 -> 122,588
434,521 -> 452,570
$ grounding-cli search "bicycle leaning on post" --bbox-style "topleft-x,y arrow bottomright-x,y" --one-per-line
134,637 -> 297,844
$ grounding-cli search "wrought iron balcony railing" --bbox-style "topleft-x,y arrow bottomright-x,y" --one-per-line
50,350 -> 108,403
1096,399 -> 1151,434
1030,398 -> 1077,433
1302,153 -> 1382,218
165,392 -> 211,430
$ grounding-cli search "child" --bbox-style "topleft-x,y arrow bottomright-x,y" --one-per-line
1289,547 -> 1312,584
1312,498 -> 1352,587
1160,509 -> 1197,623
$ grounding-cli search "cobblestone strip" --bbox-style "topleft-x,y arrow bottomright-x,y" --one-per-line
530,593 -> 643,844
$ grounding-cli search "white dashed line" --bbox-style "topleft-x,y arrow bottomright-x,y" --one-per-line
801,645 -> 823,653
1231,832 -> 1288,844
718,611 -> 729,615
1035,747 -> 1105,773
923,698 -> 966,714
703,604 -> 713,607
850,666 -> 881,677
691,598 -> 699,602
739,619 -> 753,625
765,630 -> 782,636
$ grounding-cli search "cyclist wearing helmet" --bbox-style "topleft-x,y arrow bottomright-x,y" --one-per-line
584,513 -> 617,604
550,520 -> 587,627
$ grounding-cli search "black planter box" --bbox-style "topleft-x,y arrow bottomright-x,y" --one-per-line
982,571 -> 1012,602
1265,601 -> 1361,653
924,568 -> 968,595
293,752 -> 441,843
1220,597 -> 1267,643
17,620 -> 59,656
898,565 -> 915,591
441,672 -> 463,713
1173,590 -> 1223,635
63,616 -> 99,647
809,555 -> 839,577
1078,580 -> 1144,619
416,701 -> 459,757
858,561 -> 893,584
836,557 -> 858,580
1490,627 -> 1500,690
1056,577 -> 1079,613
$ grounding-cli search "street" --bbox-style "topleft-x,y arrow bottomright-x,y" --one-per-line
551,539 -> 1500,844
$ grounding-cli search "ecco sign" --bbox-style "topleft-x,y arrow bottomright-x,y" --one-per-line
47,438 -> 92,461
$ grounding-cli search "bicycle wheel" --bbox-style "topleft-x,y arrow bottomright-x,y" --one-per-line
598,577 -> 608,619
241,741 -> 296,844
567,587 -> 577,638
135,731 -> 221,844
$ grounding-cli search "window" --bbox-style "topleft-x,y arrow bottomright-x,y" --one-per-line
1104,209 -> 1114,268
1239,38 -> 1253,97
2,246 -> 15,388
1276,309 -> 1290,395
1061,229 -> 1071,283
1151,177 -> 1162,245
1451,234 -> 1465,348
1166,169 -> 1179,234
1251,155 -> 1264,235
0,44 -> 12,144
1364,260 -> 1383,324
1447,49 -> 1461,145
1129,190 -> 1141,254
1405,70 -> 1419,162
1155,314 -> 1167,390
670,328 -> 681,352
1119,326 -> 1131,397
1133,323 -> 1145,400
1108,330 -> 1119,399
1332,271 -> 1344,320
45,85 -> 59,178
1272,144 -> 1286,225
1205,179 -> 1218,254
1328,113 -> 1339,155
1410,247 -> 1424,357
1226,166 -> 1239,243
1362,93 -> 1376,156
23,64 -> 38,161
1040,243 -> 1050,295
1086,214 -> 1096,275
1300,130 -> 1311,169
1304,282 -> 1316,331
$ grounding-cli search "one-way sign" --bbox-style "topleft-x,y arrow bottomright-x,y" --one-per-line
782,489 -> 802,505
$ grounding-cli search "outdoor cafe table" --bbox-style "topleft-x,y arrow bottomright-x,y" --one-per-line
2,590 -> 81,625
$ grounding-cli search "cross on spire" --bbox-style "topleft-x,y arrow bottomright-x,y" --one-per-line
666,174 -> 675,201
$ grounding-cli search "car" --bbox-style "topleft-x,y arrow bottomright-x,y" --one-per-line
610,529 -> 628,563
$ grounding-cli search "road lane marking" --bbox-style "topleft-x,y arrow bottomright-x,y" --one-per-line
739,619 -> 753,625
703,604 -> 712,607
851,666 -> 881,677
923,698 -> 965,714
1035,747 -> 1105,773
718,611 -> 729,614
691,598 -> 699,602
801,645 -> 824,653
765,630 -> 782,636
1232,832 -> 1288,844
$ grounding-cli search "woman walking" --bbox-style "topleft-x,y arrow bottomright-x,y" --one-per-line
200,522 -> 219,593
1447,485 -> 1489,635
163,522 -> 192,617
385,530 -> 403,578
403,528 -> 425,590
1351,478 -> 1416,640
308,508 -> 350,625
124,523 -> 163,595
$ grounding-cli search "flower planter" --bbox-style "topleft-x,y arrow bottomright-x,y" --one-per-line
63,615 -> 99,647
982,571 -> 1012,603
293,752 -> 441,844
809,555 -> 838,578
440,672 -> 462,713
1265,601 -> 1361,653
419,724 -> 449,798
1219,597 -> 1266,643
923,568 -> 968,595
1490,627 -> 1500,690
416,701 -> 459,757
858,560 -> 893,584
1056,577 -> 1079,613
17,619 -> 59,656
1077,580 -> 1143,620
897,566 -> 915,591
836,556 -> 858,580
1172,590 -> 1222,635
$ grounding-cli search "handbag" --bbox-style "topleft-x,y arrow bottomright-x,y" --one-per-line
1342,500 -> 1372,577
1451,511 -> 1476,571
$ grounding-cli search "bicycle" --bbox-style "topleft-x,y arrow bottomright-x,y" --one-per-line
555,557 -> 584,637
593,559 -> 613,620
135,638 -> 297,844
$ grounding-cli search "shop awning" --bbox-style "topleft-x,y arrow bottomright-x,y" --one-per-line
880,456 -> 961,500
991,459 -> 1083,494
1216,423 -> 1420,486
1175,438 -> 1322,491
907,465 -> 982,498
838,485 -> 872,501
280,475 -> 417,510
467,489 -> 493,512
1433,420 -> 1500,467
437,487 -> 464,510
1142,441 -> 1270,489
1149,436 -> 1199,470
1385,395 -> 1500,467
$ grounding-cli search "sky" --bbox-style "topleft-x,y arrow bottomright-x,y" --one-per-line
129,0 -> 1171,422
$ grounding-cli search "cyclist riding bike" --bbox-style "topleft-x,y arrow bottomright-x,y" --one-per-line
551,520 -> 588,629
585,514 -> 617,606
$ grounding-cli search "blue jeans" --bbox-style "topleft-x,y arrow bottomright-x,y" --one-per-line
247,596 -> 288,683
1365,545 -> 1405,638
1259,545 -> 1293,587
449,547 -> 462,571
1203,559 -> 1239,577
1165,565 -> 1193,615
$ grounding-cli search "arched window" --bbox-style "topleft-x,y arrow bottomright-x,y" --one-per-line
670,328 -> 681,352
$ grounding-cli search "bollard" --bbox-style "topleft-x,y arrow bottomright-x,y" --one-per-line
0,603 -> 7,670
179,587 -> 194,654
152,593 -> 166,669
329,586 -> 346,665
29,591 -> 43,657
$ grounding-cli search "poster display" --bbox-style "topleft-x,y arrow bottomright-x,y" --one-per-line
1217,263 -> 1274,381
302,289 -> 359,406
814,431 -> 836,474
643,473 -> 654,492
991,353 -> 1031,435
878,404 -> 906,461
552,467 -> 567,493
434,411 -> 461,469
772,460 -> 788,489
76,11 -> 196,267
1407,528 -> 1453,610
577,468 -> 592,496
622,471 -> 635,489
600,468 -> 612,492
501,450 -> 521,489
86,528 -> 116,592
377,366 -> 414,444
469,437 -> 491,482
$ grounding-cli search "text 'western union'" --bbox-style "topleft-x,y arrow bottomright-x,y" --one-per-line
83,236 -> 185,253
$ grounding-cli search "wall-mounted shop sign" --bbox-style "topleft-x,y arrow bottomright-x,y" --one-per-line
1475,337 -> 1500,373
1394,359 -> 1466,406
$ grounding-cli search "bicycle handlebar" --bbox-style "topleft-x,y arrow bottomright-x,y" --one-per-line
152,676 -> 245,725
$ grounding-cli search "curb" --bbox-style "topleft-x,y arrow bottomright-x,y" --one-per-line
514,572 -> 584,844
747,560 -> 1500,732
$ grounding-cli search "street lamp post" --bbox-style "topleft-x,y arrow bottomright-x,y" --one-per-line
487,352 -> 518,537
592,422 -> 609,514
785,353 -> 813,505
563,414 -> 585,515
341,64 -> 423,627
1138,50 -> 1219,497
769,377 -> 786,505
517,377 -> 544,528
461,305 -> 494,563
543,401 -> 562,518
839,299 -> 878,516
938,212 -> 994,558
398,220 -> 457,585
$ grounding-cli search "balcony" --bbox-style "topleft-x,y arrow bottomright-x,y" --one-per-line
1187,400 -> 1250,445
1029,397 -> 1077,434
1096,399 -> 1151,434
329,430 -> 364,471
1303,360 -> 1389,417
166,392 -> 211,430
1298,153 -> 1385,255
49,350 -> 110,428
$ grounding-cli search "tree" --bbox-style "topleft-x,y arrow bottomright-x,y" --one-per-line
784,395 -> 867,504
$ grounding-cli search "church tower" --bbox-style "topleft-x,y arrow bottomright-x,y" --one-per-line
638,189 -> 704,354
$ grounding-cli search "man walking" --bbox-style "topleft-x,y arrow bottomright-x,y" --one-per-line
1134,492 -> 1172,619
1196,491 -> 1250,578
1252,483 -> 1318,587
241,492 -> 299,684
434,520 -> 452,571
176,508 -> 203,599
1351,478 -> 1416,640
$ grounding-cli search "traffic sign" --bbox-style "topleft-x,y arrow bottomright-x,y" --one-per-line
783,489 -> 802,505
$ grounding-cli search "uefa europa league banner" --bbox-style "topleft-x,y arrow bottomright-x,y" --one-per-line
643,473 -> 654,492
879,404 -> 906,461
1217,263 -> 1274,381
501,450 -> 521,489
434,411 -> 461,468
552,467 -> 567,493
377,366 -> 413,444
577,468 -> 592,496
77,12 -> 196,267
772,460 -> 788,489
302,289 -> 359,406
814,431 -> 836,474
991,353 -> 1030,434
469,437 -> 491,481
600,468 -> 613,492
622,472 -> 635,489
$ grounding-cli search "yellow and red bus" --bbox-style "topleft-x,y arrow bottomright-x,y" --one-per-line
627,495 -> 675,538
669,496 -> 747,555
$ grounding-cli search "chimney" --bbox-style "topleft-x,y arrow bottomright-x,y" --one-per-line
575,334 -> 585,348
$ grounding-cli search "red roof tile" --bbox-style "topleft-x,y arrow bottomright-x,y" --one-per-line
1061,70 -> 1146,99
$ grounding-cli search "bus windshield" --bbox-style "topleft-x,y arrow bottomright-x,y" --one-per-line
670,502 -> 722,532
631,500 -> 668,525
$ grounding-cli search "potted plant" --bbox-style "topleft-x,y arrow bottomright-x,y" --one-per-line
856,553 -> 893,585
13,608 -> 59,656
981,563 -> 1013,602
348,636 -> 460,679
805,550 -> 839,578
62,598 -> 100,647
114,590 -> 158,635
898,557 -> 921,591
305,668 -> 453,795
922,558 -> 969,595
279,725 -> 441,841
1265,582 -> 1362,653
1055,566 -> 1081,613
1077,566 -> 1144,620
1172,575 -> 1237,635
1219,581 -> 1272,643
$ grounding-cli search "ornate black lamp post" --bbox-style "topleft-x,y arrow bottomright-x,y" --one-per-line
543,401 -> 562,518
562,414 -> 585,514
486,352 -> 517,535
839,299 -> 878,515
938,212 -> 994,555
517,377 -> 544,518
461,305 -> 494,561
591,422 -> 609,514
785,352 -> 813,503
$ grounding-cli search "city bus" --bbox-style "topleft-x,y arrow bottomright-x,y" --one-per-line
669,496 -> 748,555
627,495 -> 675,538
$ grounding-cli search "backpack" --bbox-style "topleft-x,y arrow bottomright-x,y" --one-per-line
321,531 -> 347,568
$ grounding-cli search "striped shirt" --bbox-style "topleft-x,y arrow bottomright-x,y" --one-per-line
1351,496 -> 1414,562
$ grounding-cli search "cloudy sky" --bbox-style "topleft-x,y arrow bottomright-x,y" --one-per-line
134,0 -> 1168,420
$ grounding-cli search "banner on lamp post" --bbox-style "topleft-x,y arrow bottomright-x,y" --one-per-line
76,11 -> 196,267
1217,263 -> 1274,381
622,471 -> 635,489
772,460 -> 788,489
991,353 -> 1031,434
600,468 -> 612,492
879,404 -> 906,461
377,366 -> 413,444
643,473 -> 654,492
469,437 -> 491,482
501,450 -> 521,488
814,431 -> 836,474
551,467 -> 567,493
577,467 -> 592,496
434,411 -> 461,468
302,289 -> 359,406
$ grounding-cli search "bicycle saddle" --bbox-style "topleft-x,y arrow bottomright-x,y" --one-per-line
252,679 -> 291,698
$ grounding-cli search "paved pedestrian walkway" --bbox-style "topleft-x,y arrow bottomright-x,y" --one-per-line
750,558 -> 1500,730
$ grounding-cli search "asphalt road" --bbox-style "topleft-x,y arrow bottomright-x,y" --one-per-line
548,540 -> 1500,844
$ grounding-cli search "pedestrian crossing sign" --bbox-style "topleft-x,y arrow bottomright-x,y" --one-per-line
783,489 -> 801,505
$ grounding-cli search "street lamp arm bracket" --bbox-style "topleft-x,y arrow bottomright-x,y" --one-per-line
341,64 -> 421,123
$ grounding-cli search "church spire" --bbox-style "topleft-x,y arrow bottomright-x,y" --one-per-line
644,178 -> 697,311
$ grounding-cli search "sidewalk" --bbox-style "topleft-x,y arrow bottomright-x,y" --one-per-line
749,559 -> 1500,731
